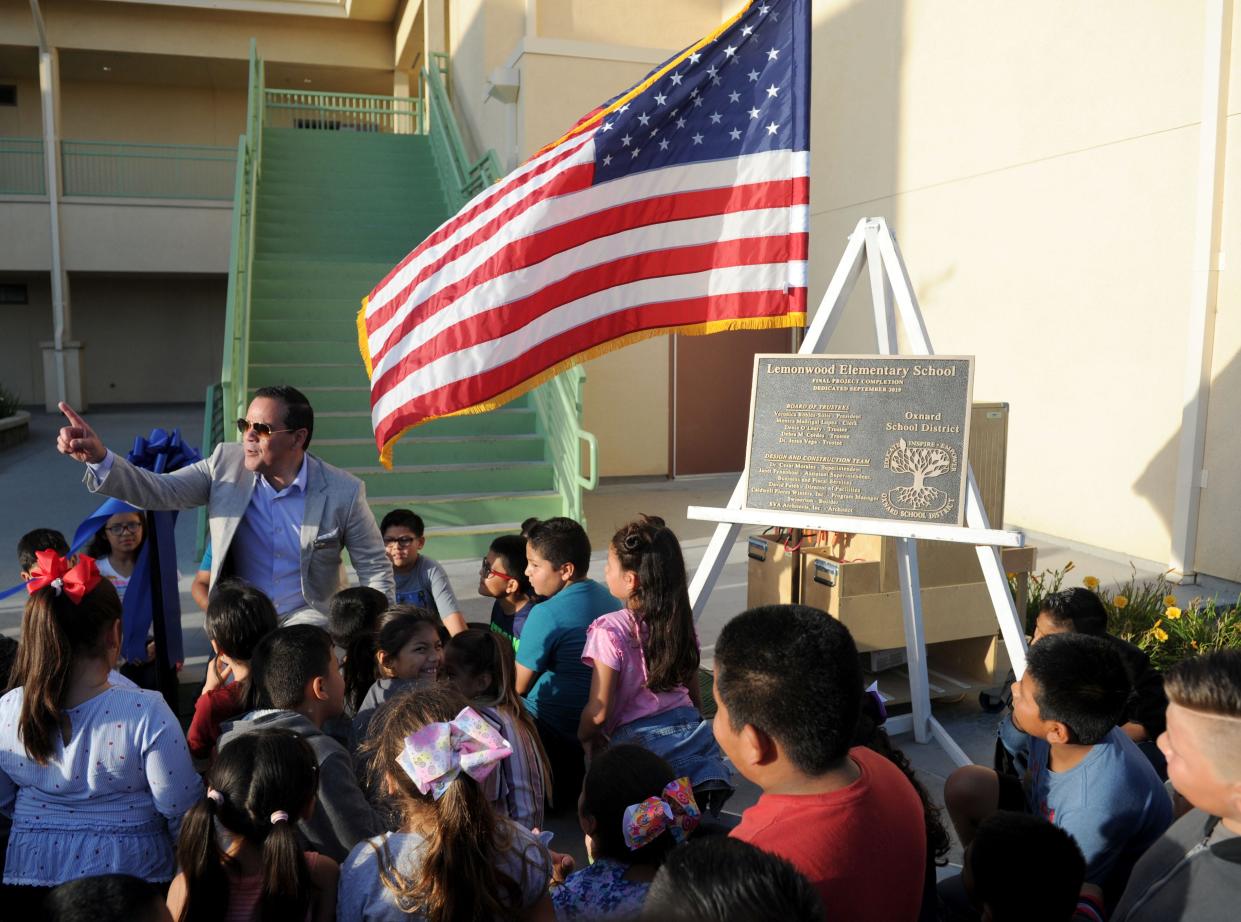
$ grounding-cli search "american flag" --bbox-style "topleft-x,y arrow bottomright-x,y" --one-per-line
359,0 -> 809,466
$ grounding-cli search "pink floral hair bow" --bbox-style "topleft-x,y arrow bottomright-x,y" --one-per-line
622,777 -> 700,850
397,706 -> 512,799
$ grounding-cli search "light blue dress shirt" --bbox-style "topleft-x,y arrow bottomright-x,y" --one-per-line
227,455 -> 309,615
90,450 -> 311,615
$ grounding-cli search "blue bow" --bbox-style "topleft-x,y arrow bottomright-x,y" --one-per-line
2,429 -> 202,666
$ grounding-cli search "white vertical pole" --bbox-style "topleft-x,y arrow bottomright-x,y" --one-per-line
878,219 -> 1029,678
1169,0 -> 1233,583
865,220 -> 931,744
690,219 -> 870,618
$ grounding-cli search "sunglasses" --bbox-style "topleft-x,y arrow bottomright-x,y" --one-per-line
384,536 -> 420,547
237,418 -> 295,440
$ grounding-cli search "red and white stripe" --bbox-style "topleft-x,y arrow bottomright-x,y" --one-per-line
362,130 -> 809,451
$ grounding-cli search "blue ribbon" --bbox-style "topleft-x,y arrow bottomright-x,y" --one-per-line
2,429 -> 201,666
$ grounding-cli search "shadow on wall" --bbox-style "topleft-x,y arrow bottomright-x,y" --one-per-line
1134,343 -> 1241,582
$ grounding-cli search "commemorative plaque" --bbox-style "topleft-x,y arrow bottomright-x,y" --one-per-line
744,355 -> 975,525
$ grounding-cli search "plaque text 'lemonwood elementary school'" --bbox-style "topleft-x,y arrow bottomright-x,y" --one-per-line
744,355 -> 975,525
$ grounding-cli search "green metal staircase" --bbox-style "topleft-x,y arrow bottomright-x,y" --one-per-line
204,47 -> 594,561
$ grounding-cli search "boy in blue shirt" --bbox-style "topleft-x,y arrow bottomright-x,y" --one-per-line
515,516 -> 619,810
943,633 -> 1172,916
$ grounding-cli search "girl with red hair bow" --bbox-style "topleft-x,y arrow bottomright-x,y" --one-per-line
0,551 -> 200,913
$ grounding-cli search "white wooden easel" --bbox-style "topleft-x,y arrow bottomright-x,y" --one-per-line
687,217 -> 1030,767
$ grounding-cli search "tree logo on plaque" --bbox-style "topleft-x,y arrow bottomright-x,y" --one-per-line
881,438 -> 958,518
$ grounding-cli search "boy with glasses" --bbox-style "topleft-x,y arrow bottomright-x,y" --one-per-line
380,508 -> 465,635
479,534 -> 536,649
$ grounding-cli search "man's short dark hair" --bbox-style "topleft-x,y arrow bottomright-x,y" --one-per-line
379,509 -> 425,537
715,604 -> 861,774
46,874 -> 165,922
1040,587 -> 1108,636
967,812 -> 1084,922
1025,632 -> 1131,744
643,837 -> 825,922
205,580 -> 278,661
247,625 -> 334,711
254,384 -> 314,450
328,586 -> 389,648
1165,649 -> 1241,718
17,528 -> 69,573
526,516 -> 591,577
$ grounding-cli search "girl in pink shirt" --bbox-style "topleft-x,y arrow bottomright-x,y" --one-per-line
578,515 -> 733,812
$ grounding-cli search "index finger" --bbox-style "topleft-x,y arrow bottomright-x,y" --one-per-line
59,402 -> 89,430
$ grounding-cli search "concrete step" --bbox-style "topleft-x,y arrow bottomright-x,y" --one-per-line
315,432 -> 544,465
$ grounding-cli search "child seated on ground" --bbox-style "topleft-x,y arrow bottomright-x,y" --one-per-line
963,812 -> 1089,922
340,685 -> 553,920
444,629 -> 549,830
217,625 -> 383,863
579,516 -> 731,812
0,552 -> 200,916
480,534 -> 537,649
854,688 -> 951,922
329,586 -> 389,718
553,743 -> 699,921
167,728 -> 338,922
998,587 -> 1168,777
187,580 -> 278,760
642,837 -> 826,922
381,509 -> 466,635
1111,649 -> 1241,921
516,517 -> 620,809
350,606 -> 444,751
713,604 -> 927,922
944,632 -> 1172,913
17,527 -> 71,581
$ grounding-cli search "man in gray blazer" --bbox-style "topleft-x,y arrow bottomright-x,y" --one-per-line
57,385 -> 394,625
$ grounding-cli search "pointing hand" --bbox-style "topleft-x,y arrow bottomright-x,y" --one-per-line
57,402 -> 107,465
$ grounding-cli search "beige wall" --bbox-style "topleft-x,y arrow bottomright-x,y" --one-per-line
60,81 -> 246,146
0,0 -> 393,71
73,274 -> 227,405
802,0 -> 1239,576
0,274 -> 53,404
535,0 -> 725,47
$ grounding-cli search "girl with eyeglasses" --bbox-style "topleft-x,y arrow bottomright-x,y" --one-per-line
86,510 -> 145,601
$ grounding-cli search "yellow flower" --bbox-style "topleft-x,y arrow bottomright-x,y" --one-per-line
1163,595 -> 1177,607
1006,572 -> 1017,580
1150,619 -> 1169,643
1166,606 -> 1182,620
1113,595 -> 1129,609
1191,640 -> 1200,650
1083,576 -> 1100,590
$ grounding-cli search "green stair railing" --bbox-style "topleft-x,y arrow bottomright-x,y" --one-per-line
0,138 -> 46,195
423,52 -> 503,208
422,50 -> 597,522
61,140 -> 235,200
264,89 -> 424,134
208,41 -> 264,465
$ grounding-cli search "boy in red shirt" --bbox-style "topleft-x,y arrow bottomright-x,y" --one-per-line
713,604 -> 927,922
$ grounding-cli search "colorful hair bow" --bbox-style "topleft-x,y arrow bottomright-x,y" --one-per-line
397,706 -> 512,800
622,776 -> 700,850
26,550 -> 101,605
